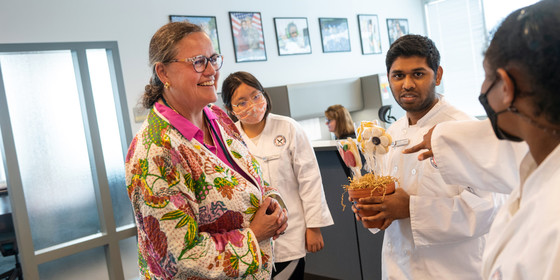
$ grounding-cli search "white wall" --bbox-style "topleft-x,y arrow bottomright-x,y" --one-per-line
0,0 -> 425,133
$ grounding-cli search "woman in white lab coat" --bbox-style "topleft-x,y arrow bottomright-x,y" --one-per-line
405,1 -> 560,279
221,71 -> 334,280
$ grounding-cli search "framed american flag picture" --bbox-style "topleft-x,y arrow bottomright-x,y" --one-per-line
229,12 -> 267,62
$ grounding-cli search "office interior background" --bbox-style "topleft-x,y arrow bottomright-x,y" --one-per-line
0,0 -> 537,278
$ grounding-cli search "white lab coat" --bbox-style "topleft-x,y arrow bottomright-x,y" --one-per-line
379,99 -> 505,280
236,113 -> 334,263
432,119 -> 560,279
432,119 -> 526,194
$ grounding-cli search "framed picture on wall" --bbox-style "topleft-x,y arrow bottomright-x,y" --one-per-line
229,12 -> 267,62
357,14 -> 382,55
386,18 -> 409,46
273,17 -> 312,56
169,15 -> 221,54
318,18 -> 351,53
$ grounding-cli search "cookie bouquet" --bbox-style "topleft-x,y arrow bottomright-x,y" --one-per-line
338,120 -> 398,228
336,137 -> 362,179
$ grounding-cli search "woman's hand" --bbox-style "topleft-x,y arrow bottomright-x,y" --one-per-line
305,228 -> 324,253
249,197 -> 288,242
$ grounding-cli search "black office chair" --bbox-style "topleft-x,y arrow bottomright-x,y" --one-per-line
378,105 -> 397,124
0,213 -> 22,280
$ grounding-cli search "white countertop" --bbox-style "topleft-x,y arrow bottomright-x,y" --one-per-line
312,140 -> 338,151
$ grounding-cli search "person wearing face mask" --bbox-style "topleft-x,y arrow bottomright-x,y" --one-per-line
404,1 -> 560,278
221,71 -> 334,280
125,22 -> 288,279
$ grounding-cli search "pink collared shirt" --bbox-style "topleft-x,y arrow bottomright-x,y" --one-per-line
155,102 -> 250,182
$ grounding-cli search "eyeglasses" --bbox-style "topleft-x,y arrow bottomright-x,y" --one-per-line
168,54 -> 223,73
232,92 -> 264,109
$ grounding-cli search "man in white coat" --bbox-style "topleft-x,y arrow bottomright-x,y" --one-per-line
404,1 -> 560,279
354,34 -> 505,279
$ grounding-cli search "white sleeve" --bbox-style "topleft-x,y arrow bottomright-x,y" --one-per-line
410,188 -> 505,246
290,123 -> 334,228
432,119 -> 527,194
409,147 -> 506,246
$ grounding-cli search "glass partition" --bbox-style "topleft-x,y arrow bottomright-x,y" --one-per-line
1,51 -> 101,250
38,247 -> 109,279
0,41 -> 133,279
86,49 -> 133,228
120,236 -> 140,280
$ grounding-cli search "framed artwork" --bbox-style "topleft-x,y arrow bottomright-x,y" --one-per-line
318,18 -> 351,53
386,18 -> 409,46
229,12 -> 267,62
273,17 -> 312,56
357,14 -> 382,55
169,15 -> 221,54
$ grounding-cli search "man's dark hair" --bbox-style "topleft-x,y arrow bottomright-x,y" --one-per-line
485,0 -> 560,125
385,34 -> 440,74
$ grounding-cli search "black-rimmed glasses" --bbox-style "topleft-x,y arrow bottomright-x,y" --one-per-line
168,54 -> 223,73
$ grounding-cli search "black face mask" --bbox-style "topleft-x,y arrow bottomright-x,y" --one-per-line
478,79 -> 524,142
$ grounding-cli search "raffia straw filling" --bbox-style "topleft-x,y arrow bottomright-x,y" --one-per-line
341,173 -> 398,211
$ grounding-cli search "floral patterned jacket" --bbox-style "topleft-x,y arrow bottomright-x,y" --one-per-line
125,104 -> 278,279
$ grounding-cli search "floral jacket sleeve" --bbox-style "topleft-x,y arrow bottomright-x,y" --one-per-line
125,104 -> 278,279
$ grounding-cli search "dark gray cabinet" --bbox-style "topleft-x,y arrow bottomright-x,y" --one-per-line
305,149 -> 384,280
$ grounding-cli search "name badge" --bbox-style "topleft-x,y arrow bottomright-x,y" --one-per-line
392,139 -> 409,147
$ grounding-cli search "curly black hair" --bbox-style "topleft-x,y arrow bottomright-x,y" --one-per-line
485,0 -> 560,125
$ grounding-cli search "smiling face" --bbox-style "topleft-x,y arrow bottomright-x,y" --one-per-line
388,55 -> 442,122
158,32 -> 219,113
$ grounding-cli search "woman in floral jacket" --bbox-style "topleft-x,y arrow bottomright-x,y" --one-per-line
125,21 -> 287,279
